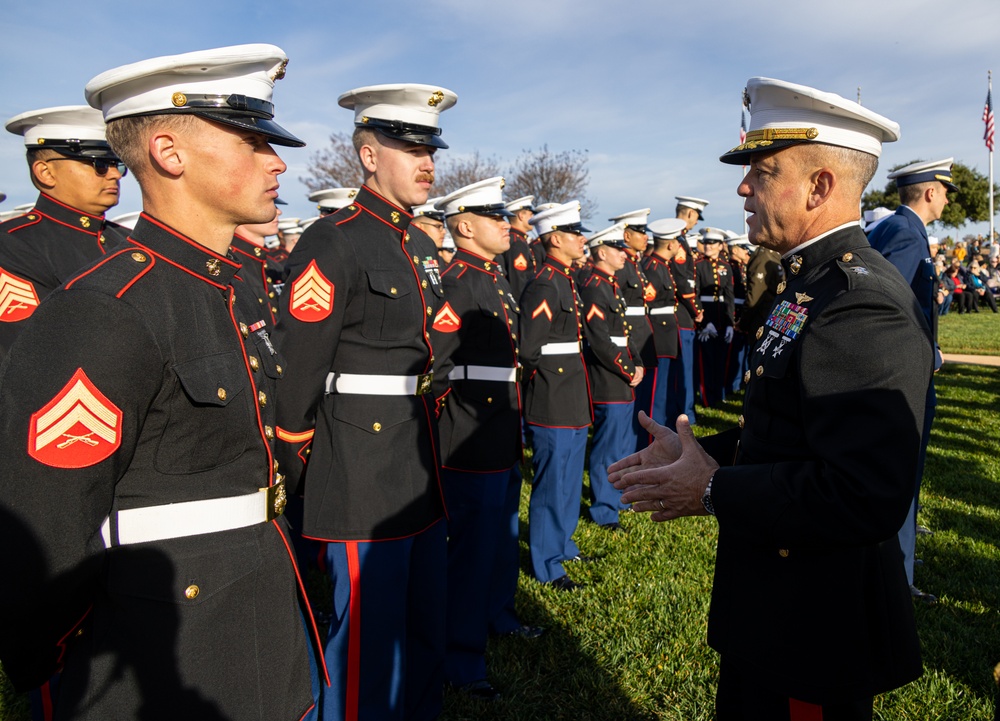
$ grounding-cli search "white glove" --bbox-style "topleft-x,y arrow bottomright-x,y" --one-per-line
724,326 -> 734,343
698,322 -> 718,342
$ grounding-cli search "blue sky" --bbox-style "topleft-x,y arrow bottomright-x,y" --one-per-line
2,0 -> 999,240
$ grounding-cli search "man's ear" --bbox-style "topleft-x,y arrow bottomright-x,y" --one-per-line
807,167 -> 836,210
31,159 -> 57,190
358,143 -> 378,174
149,129 -> 185,178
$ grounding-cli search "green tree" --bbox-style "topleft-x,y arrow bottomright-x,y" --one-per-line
862,160 -> 999,229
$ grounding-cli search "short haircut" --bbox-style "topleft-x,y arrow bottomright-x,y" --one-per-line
352,127 -> 380,156
26,147 -> 60,191
898,181 -> 931,206
105,114 -> 197,183
443,215 -> 462,238
540,231 -> 557,250
802,144 -> 879,196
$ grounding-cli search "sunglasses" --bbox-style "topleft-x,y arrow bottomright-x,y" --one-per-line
48,157 -> 128,177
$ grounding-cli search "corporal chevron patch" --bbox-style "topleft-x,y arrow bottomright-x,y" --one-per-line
586,304 -> 605,322
432,302 -> 461,332
289,259 -> 334,322
29,368 -> 122,468
0,267 -> 40,322
531,299 -> 552,321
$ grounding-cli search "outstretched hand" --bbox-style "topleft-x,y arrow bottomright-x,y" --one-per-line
609,414 -> 719,521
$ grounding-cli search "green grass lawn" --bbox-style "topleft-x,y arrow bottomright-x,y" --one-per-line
938,309 -> 1000,355
3,323 -> 999,720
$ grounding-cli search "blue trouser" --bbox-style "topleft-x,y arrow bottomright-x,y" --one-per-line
725,330 -> 748,394
696,333 -> 727,407
899,383 -> 936,585
322,521 -> 446,721
441,468 -> 509,685
668,328 -> 697,428
528,424 -> 588,583
633,360 -> 672,450
589,403 -> 635,525
488,463 -> 523,634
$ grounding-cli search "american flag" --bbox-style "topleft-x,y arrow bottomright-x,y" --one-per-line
740,109 -> 747,144
985,88 -> 995,152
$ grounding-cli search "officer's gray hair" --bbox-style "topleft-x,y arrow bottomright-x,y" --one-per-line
802,144 -> 879,196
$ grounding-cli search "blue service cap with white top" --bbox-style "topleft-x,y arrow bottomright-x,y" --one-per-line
675,196 -> 709,220
587,222 -> 628,250
309,187 -> 359,211
85,44 -> 304,148
339,83 -> 457,149
721,77 -> 899,165
505,195 -> 535,213
887,157 -> 958,192
412,196 -> 445,221
530,200 -> 590,235
6,105 -> 119,160
436,177 -> 513,218
648,217 -> 688,240
609,208 -> 651,232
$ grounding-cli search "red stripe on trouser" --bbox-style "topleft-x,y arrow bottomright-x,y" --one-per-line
789,697 -> 823,721
346,542 -> 362,721
40,680 -> 54,721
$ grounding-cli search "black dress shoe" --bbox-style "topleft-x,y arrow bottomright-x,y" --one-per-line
500,624 -> 545,639
455,679 -> 501,701
910,584 -> 938,604
600,522 -> 628,533
548,576 -> 585,591
914,558 -> 924,567
916,525 -> 934,536
568,554 -> 597,563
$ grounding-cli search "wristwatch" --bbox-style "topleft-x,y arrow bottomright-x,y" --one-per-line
701,473 -> 716,516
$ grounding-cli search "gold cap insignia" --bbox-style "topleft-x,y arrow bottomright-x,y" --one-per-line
171,92 -> 187,107
349,190 -> 357,198
428,90 -> 445,107
270,59 -> 288,82
37,138 -> 45,145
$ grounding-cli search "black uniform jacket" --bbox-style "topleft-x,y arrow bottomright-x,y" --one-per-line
698,225 -> 930,702
616,251 -> 656,367
274,186 -> 446,541
641,252 -> 679,358
0,193 -> 128,360
519,256 -> 592,428
432,249 -> 522,472
0,215 -> 317,719
729,258 -> 746,326
669,253 -> 700,330
580,266 -> 641,403
497,228 -> 536,302
231,233 -> 281,332
738,247 -> 783,336
695,255 -> 735,329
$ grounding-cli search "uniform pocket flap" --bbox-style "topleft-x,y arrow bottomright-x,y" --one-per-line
173,352 -> 247,406
366,270 -> 413,299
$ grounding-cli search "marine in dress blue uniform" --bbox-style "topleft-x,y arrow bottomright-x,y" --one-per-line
694,228 -> 735,407
724,233 -> 751,394
274,83 -> 455,721
641,218 -> 687,436
613,77 -> 927,720
429,177 -> 521,697
498,195 -> 537,302
521,201 -> 593,590
867,157 -> 955,603
0,44 -> 322,720
0,106 -> 130,361
579,223 -> 643,529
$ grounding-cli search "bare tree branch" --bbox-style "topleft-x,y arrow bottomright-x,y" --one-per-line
299,131 -> 365,191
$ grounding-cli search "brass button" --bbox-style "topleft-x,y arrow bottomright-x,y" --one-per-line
240,322 -> 249,338
743,370 -> 751,383
842,252 -> 853,262
271,306 -> 278,314
254,247 -> 262,257
493,311 -> 498,317
274,459 -> 280,472
276,364 -> 283,376
426,306 -> 433,316
755,366 -> 763,377
498,289 -> 504,295
258,391 -> 267,406
405,232 -> 411,242
391,287 -> 397,295
268,292 -> 276,299
131,252 -> 147,263
249,356 -> 260,371
778,549 -> 789,558
421,280 -> 428,289
738,414 -> 745,428
777,281 -> 786,294
217,387 -> 227,401
99,234 -> 106,245
28,214 -> 37,220
184,584 -> 200,600
413,255 -> 420,263
756,327 -> 764,340
264,425 -> 274,439
487,397 -> 493,403
372,422 -> 382,432
557,367 -> 564,373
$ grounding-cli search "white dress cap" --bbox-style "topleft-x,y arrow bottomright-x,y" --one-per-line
505,195 -> 535,213
726,232 -> 751,247
299,216 -> 321,231
339,83 -> 457,149
277,217 -> 301,233
308,187 -> 359,211
85,44 -> 303,147
608,208 -> 651,230
675,196 -> 710,220
5,105 -> 117,159
862,207 -> 895,232
685,232 -> 702,248
721,77 -> 899,164
436,177 -> 512,218
648,217 -> 688,240
887,158 -> 957,191
441,232 -> 457,251
411,196 -> 445,220
529,201 -> 590,235
110,211 -> 141,229
587,222 -> 628,249
702,227 -> 727,244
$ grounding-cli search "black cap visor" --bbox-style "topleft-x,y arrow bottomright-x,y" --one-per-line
28,139 -> 120,161
360,117 -> 448,149
196,111 -> 305,148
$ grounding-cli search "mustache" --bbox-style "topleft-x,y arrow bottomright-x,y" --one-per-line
416,173 -> 435,185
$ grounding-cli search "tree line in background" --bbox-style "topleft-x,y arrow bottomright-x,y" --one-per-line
863,160 -> 999,230
302,132 -> 594,217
